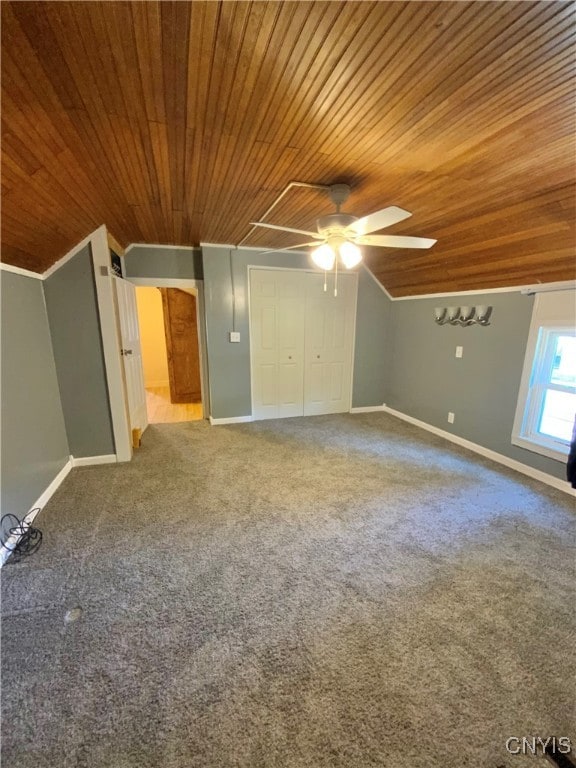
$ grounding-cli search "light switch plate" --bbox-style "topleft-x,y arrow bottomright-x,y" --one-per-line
448,412 -> 455,424
455,346 -> 463,358
229,331 -> 240,343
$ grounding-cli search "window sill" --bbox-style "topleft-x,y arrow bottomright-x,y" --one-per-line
511,434 -> 569,463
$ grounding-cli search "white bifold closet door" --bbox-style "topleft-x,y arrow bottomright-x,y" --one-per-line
250,269 -> 307,420
303,271 -> 356,416
250,268 -> 356,420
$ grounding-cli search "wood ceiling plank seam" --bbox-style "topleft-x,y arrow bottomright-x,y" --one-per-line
415,49 -> 575,152
160,1 -> 192,217
143,2 -> 168,125
1,90 -> 126,215
377,18 -> 575,163
402,181 -> 576,240
185,0 -> 220,221
7,2 -> 84,111
186,1 -> 240,224
148,120 -> 174,222
4,31 -> 136,213
66,9 -> 144,205
181,0 -> 206,231
161,3 -> 191,222
1,129 -> 44,176
0,61 -> 65,158
215,3 -> 348,234
99,3 -> 159,208
293,2 -> 449,155
108,3 -> 163,207
309,2 -> 481,159
436,229 -> 576,264
206,2 -> 277,228
67,107 -> 145,216
83,3 -> 128,117
2,184 -> 91,249
273,1 -> 388,150
287,3 -> 426,154
198,2 -> 256,213
131,3 -> 162,124
323,3 -> 561,166
254,1 -> 339,145
264,3 -> 378,151
203,6 -> 306,235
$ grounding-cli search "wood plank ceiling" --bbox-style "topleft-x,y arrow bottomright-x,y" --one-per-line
1,0 -> 575,296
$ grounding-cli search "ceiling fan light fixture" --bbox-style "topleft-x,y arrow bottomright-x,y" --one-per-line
339,241 -> 362,268
311,243 -> 335,270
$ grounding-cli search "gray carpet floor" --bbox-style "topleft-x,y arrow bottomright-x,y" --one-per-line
1,413 -> 575,768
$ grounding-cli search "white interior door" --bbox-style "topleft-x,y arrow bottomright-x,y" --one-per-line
304,272 -> 356,416
114,277 -> 148,435
250,269 -> 307,420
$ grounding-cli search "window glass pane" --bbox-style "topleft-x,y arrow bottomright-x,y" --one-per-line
538,389 -> 576,442
550,335 -> 576,387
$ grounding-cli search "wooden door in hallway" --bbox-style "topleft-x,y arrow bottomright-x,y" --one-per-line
160,288 -> 202,403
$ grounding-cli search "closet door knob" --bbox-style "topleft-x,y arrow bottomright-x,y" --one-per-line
316,355 -> 320,359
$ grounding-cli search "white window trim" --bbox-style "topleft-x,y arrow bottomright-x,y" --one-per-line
512,291 -> 576,462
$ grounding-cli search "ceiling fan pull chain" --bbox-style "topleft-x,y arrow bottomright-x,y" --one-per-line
334,257 -> 338,297
324,270 -> 327,292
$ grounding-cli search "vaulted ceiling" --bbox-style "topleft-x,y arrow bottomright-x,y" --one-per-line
1,1 -> 575,296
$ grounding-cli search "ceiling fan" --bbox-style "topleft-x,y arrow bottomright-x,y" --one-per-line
250,183 -> 436,270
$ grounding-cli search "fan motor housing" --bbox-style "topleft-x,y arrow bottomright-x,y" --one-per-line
317,213 -> 357,237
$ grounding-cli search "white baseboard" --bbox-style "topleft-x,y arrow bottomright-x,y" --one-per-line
0,458 -> 72,567
209,415 -> 253,425
382,406 -> 575,497
71,454 -> 117,467
350,404 -> 386,413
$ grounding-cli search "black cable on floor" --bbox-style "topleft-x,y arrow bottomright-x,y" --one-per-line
0,511 -> 43,563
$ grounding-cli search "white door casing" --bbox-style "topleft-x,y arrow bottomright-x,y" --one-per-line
250,269 -> 307,420
114,277 -> 148,434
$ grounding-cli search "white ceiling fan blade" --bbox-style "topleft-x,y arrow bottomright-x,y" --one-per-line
255,241 -> 321,255
346,206 -> 412,236
250,221 -> 323,239
356,235 -> 437,249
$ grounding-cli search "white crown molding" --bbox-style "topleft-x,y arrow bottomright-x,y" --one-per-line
382,406 -> 575,497
125,242 -> 199,255
0,262 -> 43,280
209,415 -> 253,425
392,280 -> 576,301
126,277 -> 202,288
519,280 -> 576,295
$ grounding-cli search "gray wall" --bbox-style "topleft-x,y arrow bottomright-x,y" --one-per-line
44,245 -> 115,458
125,245 -> 203,279
1,272 -> 70,515
352,268 -> 392,408
202,246 -> 391,419
386,291 -> 566,479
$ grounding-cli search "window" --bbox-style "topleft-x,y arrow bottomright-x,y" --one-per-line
513,291 -> 576,462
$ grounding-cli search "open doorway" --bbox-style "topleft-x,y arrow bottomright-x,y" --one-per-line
134,285 -> 205,424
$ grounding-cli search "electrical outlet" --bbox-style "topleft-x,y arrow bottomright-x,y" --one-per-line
455,346 -> 463,358
448,412 -> 455,424
229,331 -> 240,343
